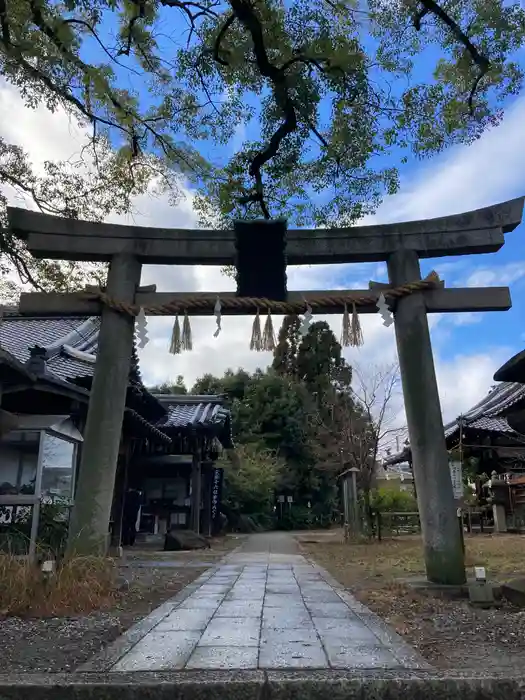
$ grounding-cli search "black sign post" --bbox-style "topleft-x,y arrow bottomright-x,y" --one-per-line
211,467 -> 224,536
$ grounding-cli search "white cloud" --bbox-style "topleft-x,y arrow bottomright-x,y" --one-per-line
367,95 -> 525,224
436,348 -> 514,423
463,262 -> 525,288
1,79 -> 523,427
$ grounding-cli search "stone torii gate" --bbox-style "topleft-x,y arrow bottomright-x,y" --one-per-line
8,197 -> 524,586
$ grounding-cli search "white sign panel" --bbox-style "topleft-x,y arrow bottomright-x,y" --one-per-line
449,460 -> 464,500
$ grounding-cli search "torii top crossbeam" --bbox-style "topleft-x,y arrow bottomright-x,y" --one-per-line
8,197 -> 524,265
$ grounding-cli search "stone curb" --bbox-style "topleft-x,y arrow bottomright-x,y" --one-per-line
0,670 -> 524,700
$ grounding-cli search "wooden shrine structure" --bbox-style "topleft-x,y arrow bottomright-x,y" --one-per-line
8,196 -> 524,585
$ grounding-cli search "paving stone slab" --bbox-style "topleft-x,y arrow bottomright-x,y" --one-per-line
263,608 -> 313,627
177,595 -> 224,610
261,627 -> 320,644
225,592 -> 265,602
313,620 -> 379,643
304,602 -> 356,618
186,647 -> 259,670
215,601 -> 263,618
111,631 -> 201,671
259,642 -> 328,669
208,576 -> 239,583
77,575 -> 203,672
264,594 -> 305,608
198,617 -> 261,647
155,608 -> 215,632
197,584 -> 233,594
323,643 -> 401,670
301,591 -> 343,603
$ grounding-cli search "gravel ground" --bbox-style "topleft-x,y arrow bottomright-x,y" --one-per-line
0,537 -> 242,673
359,585 -> 525,673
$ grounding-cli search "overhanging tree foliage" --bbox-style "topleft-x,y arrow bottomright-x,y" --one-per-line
1,0 -> 524,290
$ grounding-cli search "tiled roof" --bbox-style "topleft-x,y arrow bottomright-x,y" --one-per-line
123,409 -> 172,444
153,395 -> 233,447
0,346 -> 35,382
0,315 -> 234,447
0,316 -> 100,381
384,380 -> 525,465
161,402 -> 230,429
443,382 -> 525,441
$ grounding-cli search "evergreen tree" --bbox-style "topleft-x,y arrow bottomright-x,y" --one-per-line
297,320 -> 351,393
191,373 -> 225,396
272,315 -> 301,378
149,375 -> 188,395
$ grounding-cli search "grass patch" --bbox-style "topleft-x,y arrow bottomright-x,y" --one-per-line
299,532 -> 525,587
0,554 -> 117,617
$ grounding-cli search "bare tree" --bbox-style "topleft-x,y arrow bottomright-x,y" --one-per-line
347,363 -> 406,494
310,362 -> 406,528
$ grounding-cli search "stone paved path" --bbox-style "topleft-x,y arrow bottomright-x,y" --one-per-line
93,532 -> 429,672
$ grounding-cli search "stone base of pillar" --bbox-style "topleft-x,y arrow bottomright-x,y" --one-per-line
492,503 -> 507,533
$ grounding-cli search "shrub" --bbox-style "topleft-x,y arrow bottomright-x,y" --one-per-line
0,554 -> 117,617
222,444 -> 282,519
0,500 -> 70,558
250,512 -> 276,530
276,504 -> 336,531
370,486 -> 417,513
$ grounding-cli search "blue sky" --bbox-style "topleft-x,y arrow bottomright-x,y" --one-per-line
1,6 -> 524,430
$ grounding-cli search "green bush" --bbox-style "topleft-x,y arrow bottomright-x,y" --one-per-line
276,504 -> 336,531
250,512 -> 276,530
222,445 -> 282,519
370,486 -> 417,513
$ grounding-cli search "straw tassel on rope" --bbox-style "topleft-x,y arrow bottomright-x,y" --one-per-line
169,314 -> 181,355
182,311 -> 192,351
350,302 -> 363,347
262,310 -> 276,351
213,297 -> 222,338
341,304 -> 350,347
250,309 -> 263,351
341,303 -> 363,348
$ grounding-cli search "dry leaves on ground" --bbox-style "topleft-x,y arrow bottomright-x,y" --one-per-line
300,531 -> 525,673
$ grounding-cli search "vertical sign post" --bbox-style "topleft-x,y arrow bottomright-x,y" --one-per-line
211,467 -> 224,536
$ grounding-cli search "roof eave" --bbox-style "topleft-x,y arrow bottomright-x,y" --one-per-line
494,351 -> 525,383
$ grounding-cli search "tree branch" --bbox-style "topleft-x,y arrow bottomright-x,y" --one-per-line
413,0 -> 490,114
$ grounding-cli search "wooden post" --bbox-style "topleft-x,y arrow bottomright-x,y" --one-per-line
67,253 -> 142,556
109,452 -> 129,555
342,476 -> 351,537
387,250 -> 466,585
190,447 -> 202,534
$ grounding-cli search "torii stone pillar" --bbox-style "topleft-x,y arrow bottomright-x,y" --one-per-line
388,250 -> 465,584
67,253 -> 142,556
